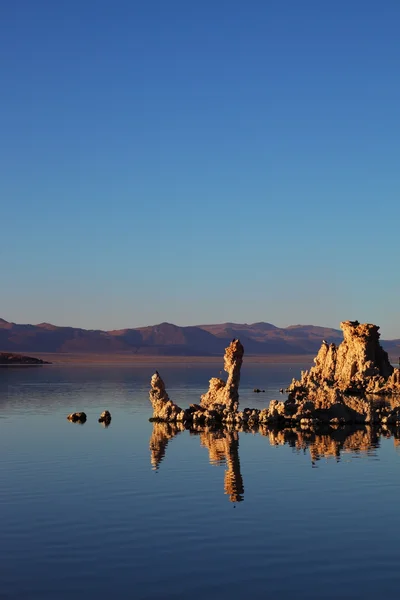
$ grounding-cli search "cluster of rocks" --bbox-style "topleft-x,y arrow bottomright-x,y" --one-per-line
149,339 -> 246,425
285,321 -> 400,426
149,322 -> 400,428
288,321 -> 400,397
67,410 -> 112,426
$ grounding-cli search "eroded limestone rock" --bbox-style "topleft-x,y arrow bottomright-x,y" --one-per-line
200,339 -> 244,412
149,323 -> 400,428
288,321 -> 399,398
149,371 -> 187,422
281,321 -> 400,425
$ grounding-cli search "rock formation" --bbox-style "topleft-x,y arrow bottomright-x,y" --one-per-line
149,340 -> 245,424
98,410 -> 112,426
0,352 -> 51,365
149,322 -> 400,427
149,371 -> 187,422
275,321 -> 400,426
200,339 -> 244,413
288,321 -> 399,397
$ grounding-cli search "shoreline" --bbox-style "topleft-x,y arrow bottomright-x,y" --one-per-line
0,352 -> 316,366
1,352 -> 397,367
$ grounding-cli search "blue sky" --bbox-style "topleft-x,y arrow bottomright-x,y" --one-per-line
1,0 -> 400,336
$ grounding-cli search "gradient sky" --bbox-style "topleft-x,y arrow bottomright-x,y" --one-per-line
1,0 -> 400,336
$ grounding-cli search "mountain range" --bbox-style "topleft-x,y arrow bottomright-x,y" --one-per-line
1,318 -> 399,357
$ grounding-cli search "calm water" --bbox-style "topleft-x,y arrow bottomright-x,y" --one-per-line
1,362 -> 400,600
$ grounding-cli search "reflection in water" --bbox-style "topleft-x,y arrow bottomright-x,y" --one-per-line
149,423 -> 400,501
150,423 -> 244,502
149,422 -> 185,470
199,429 -> 244,503
263,426 -> 382,465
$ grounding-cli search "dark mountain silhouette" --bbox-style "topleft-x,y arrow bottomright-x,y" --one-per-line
0,318 -> 399,356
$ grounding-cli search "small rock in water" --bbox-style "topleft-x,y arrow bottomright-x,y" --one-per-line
253,388 -> 265,393
98,410 -> 112,425
67,412 -> 87,423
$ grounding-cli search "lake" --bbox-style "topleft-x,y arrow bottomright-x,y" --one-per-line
1,361 -> 400,599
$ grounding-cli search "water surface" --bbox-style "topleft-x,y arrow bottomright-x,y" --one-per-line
1,362 -> 400,599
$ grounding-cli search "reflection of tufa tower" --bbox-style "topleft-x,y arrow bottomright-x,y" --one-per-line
149,422 -> 184,470
149,423 -> 245,502
200,429 -> 244,503
266,426 -> 379,465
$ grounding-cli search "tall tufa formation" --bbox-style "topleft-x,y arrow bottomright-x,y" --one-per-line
200,339 -> 244,412
288,321 -> 400,397
149,372 -> 186,422
149,339 -> 245,424
149,323 -> 400,427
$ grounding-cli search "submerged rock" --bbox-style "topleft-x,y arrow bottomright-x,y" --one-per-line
67,412 -> 87,423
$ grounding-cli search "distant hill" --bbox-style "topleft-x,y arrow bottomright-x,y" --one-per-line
0,318 -> 399,357
0,352 -> 50,365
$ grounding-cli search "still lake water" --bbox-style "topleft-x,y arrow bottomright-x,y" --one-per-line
1,361 -> 400,600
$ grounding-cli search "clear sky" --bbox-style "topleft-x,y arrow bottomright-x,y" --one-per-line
1,0 -> 400,337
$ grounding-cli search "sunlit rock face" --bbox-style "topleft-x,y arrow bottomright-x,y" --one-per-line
149,372 -> 187,422
288,321 -> 400,398
200,339 -> 244,413
149,323 -> 400,428
149,340 -> 245,425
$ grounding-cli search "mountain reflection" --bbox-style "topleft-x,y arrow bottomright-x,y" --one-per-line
149,423 -> 400,502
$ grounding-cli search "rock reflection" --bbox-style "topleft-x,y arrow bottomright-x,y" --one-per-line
149,422 -> 185,470
199,428 -> 244,503
264,426 -> 385,465
149,423 -> 400,500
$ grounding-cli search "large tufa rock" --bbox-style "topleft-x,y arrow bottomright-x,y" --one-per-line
287,321 -> 399,397
200,339 -> 244,413
148,326 -> 400,427
148,339 -> 244,424
149,371 -> 187,422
